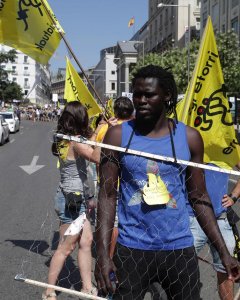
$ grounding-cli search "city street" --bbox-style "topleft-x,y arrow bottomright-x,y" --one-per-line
0,120 -> 239,299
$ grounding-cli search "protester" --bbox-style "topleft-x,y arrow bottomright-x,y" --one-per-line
95,65 -> 240,299
188,162 -> 238,300
43,101 -> 102,300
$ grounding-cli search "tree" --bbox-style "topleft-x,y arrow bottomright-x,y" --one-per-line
131,32 -> 240,95
216,30 -> 240,95
3,82 -> 23,101
0,49 -> 23,102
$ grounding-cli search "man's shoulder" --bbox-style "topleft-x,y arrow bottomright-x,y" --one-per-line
185,125 -> 202,140
103,123 -> 122,146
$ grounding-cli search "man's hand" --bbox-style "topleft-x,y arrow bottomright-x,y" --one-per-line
86,197 -> 97,213
221,254 -> 240,282
222,194 -> 235,208
108,117 -> 118,127
95,256 -> 117,295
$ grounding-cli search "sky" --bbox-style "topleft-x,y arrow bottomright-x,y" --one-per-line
47,0 -> 148,73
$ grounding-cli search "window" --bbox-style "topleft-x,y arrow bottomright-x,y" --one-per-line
12,77 -> 17,82
202,11 -> 208,28
24,55 -> 28,63
222,0 -> 225,14
12,66 -> 17,74
222,24 -> 226,33
24,66 -> 29,75
232,0 -> 238,8
231,17 -> 238,34
24,78 -> 29,88
111,82 -> 116,90
111,71 -> 115,75
159,14 -> 163,29
196,17 -> 200,30
165,8 -> 168,26
212,3 -> 219,24
24,90 -> 28,95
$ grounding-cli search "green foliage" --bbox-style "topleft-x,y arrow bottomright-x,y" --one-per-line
0,49 -> 23,101
131,32 -> 240,95
3,82 -> 23,101
216,31 -> 240,94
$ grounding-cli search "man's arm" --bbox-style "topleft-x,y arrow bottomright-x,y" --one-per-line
186,126 -> 240,281
95,124 -> 122,294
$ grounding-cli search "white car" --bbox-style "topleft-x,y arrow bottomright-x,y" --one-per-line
0,111 -> 20,133
0,115 -> 10,145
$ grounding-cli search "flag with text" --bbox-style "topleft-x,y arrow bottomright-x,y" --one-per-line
177,16 -> 240,167
64,57 -> 102,118
0,0 -> 63,64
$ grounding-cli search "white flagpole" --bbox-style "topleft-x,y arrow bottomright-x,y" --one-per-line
15,274 -> 105,300
55,133 -> 240,176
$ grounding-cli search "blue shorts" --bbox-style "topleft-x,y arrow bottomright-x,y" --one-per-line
54,187 -> 86,224
189,216 -> 235,273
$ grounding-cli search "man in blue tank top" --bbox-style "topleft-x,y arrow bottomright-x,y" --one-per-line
95,65 -> 240,300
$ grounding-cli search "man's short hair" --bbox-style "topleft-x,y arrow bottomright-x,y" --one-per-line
114,97 -> 134,120
132,64 -> 178,116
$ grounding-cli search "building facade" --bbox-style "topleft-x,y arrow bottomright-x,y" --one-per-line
0,45 -> 51,106
201,0 -> 240,38
90,46 -> 118,104
148,0 -> 201,52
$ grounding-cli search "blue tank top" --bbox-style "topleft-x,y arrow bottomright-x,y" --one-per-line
118,120 -> 193,250
187,163 -> 229,218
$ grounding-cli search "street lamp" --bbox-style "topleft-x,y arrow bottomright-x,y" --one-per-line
158,2 -> 191,83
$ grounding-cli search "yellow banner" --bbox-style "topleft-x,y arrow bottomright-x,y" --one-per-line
0,0 -> 63,65
64,57 -> 102,118
106,98 -> 114,117
177,16 -> 240,167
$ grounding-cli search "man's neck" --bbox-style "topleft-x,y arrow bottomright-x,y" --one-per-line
135,116 -> 169,137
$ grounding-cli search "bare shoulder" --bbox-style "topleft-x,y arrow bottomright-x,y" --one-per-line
186,126 -> 204,162
186,126 -> 203,146
103,123 -> 122,147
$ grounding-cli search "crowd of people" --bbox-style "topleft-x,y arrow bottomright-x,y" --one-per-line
43,65 -> 240,300
23,107 -> 62,122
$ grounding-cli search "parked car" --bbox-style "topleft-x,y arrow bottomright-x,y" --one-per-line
0,115 -> 10,145
0,111 -> 20,133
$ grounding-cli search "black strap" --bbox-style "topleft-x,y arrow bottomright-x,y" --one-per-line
125,127 -> 135,153
168,119 -> 177,163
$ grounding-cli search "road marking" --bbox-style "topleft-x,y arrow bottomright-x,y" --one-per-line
10,139 -> 15,143
19,156 -> 45,175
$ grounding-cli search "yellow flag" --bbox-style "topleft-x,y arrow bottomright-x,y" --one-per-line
64,57 -> 102,118
0,0 -> 63,65
177,16 -> 240,167
106,98 -> 114,117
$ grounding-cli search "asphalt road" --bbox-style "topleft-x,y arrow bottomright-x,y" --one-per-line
0,120 -> 239,300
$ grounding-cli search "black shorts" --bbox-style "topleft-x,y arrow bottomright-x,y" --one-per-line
112,243 -> 200,300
